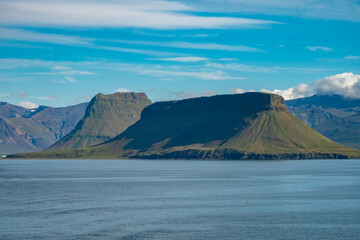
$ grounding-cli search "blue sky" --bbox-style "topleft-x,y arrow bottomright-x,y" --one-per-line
0,0 -> 359,108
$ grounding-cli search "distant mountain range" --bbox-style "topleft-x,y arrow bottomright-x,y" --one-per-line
47,92 -> 151,151
3,92 -> 360,159
286,94 -> 360,149
11,93 -> 360,160
0,102 -> 87,154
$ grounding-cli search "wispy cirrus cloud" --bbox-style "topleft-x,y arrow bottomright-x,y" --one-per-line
32,70 -> 95,76
185,0 -> 360,22
113,40 -> 264,52
307,46 -> 333,52
345,55 -> 360,60
205,62 -> 334,73
64,76 -> 77,83
133,31 -> 217,38
0,91 -> 60,101
0,27 -> 92,45
137,69 -> 243,80
150,57 -> 210,62
0,27 -> 185,57
168,90 -> 218,100
0,0 -> 278,29
106,62 -> 244,80
0,58 -> 95,84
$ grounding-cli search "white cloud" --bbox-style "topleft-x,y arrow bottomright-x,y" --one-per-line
345,55 -> 360,60
115,40 -> 263,52
150,57 -> 210,62
116,88 -> 130,93
60,71 -> 94,75
186,0 -> 360,22
75,94 -> 92,104
313,72 -> 360,98
64,76 -> 77,83
30,96 -> 60,101
138,69 -> 243,80
17,101 -> 38,109
230,84 -> 310,100
0,0 -> 277,29
260,84 -> 311,100
168,90 -> 218,99
218,58 -> 237,61
0,27 -> 92,45
3,91 -> 60,101
230,88 -> 254,94
307,46 -> 333,52
205,62 -> 331,73
230,72 -> 360,100
0,27 -> 183,57
180,33 -> 218,38
33,70 -> 95,76
94,45 -> 182,57
52,65 -> 71,70
207,62 -> 276,73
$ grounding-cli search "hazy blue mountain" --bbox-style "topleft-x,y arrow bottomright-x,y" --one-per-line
0,102 -> 88,154
286,94 -> 360,149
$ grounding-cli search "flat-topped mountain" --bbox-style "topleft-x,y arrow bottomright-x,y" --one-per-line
46,92 -> 152,151
13,92 -> 360,160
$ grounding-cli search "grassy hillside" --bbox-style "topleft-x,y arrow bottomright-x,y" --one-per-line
12,92 -> 360,160
46,92 -> 151,151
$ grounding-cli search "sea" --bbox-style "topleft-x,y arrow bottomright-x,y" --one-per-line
1,159 -> 360,240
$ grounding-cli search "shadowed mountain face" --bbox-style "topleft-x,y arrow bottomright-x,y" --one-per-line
14,92 -> 360,160
0,102 -> 88,154
0,117 -> 39,154
287,94 -> 360,149
46,92 -> 152,151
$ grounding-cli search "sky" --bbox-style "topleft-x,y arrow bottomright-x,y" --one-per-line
0,0 -> 359,108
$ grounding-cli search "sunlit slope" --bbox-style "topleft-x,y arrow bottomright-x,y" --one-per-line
220,110 -> 352,154
46,92 -> 151,151
11,92 -> 360,159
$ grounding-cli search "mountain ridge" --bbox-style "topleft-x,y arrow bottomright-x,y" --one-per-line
286,94 -> 360,149
0,102 -> 88,154
11,92 -> 360,160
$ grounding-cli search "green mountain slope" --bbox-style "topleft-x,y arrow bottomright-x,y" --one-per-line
46,92 -> 151,151
13,92 -> 360,160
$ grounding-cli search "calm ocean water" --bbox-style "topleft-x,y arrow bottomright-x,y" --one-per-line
1,159 -> 360,240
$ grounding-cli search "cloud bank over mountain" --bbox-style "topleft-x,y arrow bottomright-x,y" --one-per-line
232,72 -> 360,100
